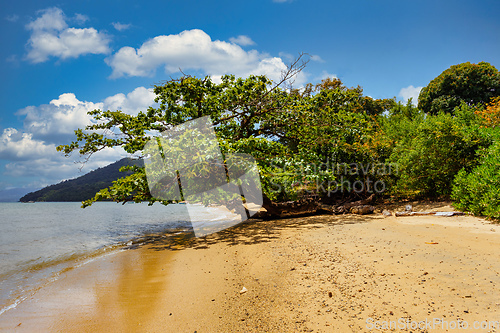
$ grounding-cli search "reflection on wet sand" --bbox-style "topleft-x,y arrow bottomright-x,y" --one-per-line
66,246 -> 174,332
0,245 -> 176,332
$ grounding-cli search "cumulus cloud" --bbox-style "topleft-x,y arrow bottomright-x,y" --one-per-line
0,128 -> 57,161
26,7 -> 67,31
16,93 -> 99,142
399,85 -> 423,105
3,147 -> 126,180
25,7 -> 110,63
249,57 -> 286,77
105,29 -> 305,85
112,22 -> 131,31
15,88 -> 156,143
103,87 -> 156,115
1,87 -> 156,186
229,35 -> 255,46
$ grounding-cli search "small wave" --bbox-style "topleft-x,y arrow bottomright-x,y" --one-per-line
0,244 -> 125,317
0,295 -> 28,316
0,202 -> 228,317
0,226 -> 194,316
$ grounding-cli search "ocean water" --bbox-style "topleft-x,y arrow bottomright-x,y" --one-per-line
0,202 -> 234,316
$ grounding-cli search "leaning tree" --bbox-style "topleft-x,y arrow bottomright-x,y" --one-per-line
58,56 -> 391,217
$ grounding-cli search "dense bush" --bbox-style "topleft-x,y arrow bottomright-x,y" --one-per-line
383,103 -> 487,198
452,140 -> 500,219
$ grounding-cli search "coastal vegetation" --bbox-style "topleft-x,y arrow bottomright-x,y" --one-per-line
57,59 -> 500,220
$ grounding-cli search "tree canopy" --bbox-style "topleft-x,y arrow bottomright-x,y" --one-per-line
58,59 -> 500,220
418,61 -> 500,115
57,57 -> 394,213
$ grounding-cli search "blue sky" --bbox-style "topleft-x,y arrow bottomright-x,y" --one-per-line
1,0 -> 499,194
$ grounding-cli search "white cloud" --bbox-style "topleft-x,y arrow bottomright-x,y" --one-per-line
25,7 -> 111,63
249,57 -> 287,78
0,128 -> 56,161
105,29 -> 304,85
314,70 -> 338,82
112,22 -> 131,31
26,7 -> 67,32
399,85 -> 423,105
15,88 -> 156,143
273,0 -> 293,2
3,147 -> 126,180
5,14 -> 19,22
103,87 -> 156,115
229,35 -> 255,46
74,13 -> 89,24
16,93 -> 100,141
1,87 -> 155,185
310,54 -> 324,62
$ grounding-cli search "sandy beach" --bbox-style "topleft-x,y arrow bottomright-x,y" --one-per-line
0,202 -> 499,332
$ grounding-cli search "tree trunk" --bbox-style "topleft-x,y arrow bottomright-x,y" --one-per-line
258,193 -> 376,218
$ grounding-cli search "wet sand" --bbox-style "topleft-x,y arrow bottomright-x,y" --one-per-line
0,202 -> 499,332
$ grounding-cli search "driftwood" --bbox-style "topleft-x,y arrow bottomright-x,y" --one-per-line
259,193 -> 376,218
395,211 -> 465,217
343,194 -> 375,210
332,194 -> 375,214
261,196 -> 319,218
350,205 -> 375,215
317,204 -> 336,214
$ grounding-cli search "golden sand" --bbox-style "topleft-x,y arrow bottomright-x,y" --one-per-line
1,202 -> 499,332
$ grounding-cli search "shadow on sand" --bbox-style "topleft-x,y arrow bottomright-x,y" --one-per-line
126,213 -> 378,252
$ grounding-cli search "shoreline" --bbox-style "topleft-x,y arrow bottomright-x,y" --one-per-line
0,202 -> 499,332
0,224 -> 192,318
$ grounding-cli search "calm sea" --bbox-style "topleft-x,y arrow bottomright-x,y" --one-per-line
0,202 -> 230,315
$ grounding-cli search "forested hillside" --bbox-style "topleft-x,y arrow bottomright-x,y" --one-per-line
19,158 -> 143,202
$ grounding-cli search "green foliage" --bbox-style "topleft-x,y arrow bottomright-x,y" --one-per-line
291,86 -> 373,159
418,61 -> 500,115
58,72 -> 307,206
82,164 -> 160,208
452,139 -> 500,219
375,101 -> 425,156
57,61 -> 500,220
218,137 -> 293,202
272,78 -> 394,200
385,103 -> 487,198
59,70 -> 391,207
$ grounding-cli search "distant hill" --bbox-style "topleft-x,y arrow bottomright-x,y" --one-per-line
19,158 -> 143,202
0,187 -> 39,202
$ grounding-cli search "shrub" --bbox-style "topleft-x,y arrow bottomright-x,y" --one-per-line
452,140 -> 500,220
387,103 -> 486,198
